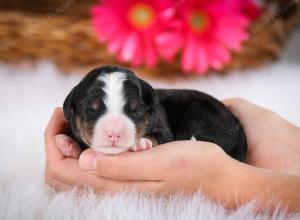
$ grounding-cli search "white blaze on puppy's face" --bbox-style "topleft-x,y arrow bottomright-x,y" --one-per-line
91,72 -> 136,154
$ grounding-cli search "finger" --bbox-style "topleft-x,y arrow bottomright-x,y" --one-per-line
49,176 -> 162,195
79,147 -> 169,181
222,98 -> 268,113
45,173 -> 74,192
222,98 -> 264,125
222,98 -> 247,124
44,108 -> 69,162
53,158 -> 162,194
223,98 -> 251,114
55,134 -> 82,158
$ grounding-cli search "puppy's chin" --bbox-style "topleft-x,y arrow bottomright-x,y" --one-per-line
92,146 -> 129,155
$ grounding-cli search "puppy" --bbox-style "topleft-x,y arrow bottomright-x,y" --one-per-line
61,65 -> 247,161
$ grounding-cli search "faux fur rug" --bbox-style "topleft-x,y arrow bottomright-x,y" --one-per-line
0,28 -> 299,219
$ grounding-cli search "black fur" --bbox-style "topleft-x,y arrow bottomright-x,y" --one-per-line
63,65 -> 247,161
156,89 -> 247,161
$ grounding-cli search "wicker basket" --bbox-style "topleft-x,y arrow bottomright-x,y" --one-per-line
0,0 -> 299,77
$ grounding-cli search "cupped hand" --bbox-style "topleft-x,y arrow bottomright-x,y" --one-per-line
223,98 -> 300,175
44,108 -> 160,193
78,141 -> 232,196
45,108 -> 234,197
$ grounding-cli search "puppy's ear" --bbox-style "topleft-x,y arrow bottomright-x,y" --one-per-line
63,88 -> 75,121
138,79 -> 157,107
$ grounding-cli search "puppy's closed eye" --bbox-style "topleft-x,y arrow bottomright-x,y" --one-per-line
128,99 -> 140,112
84,100 -> 103,117
85,108 -> 98,118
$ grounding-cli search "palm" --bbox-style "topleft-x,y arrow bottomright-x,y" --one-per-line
224,99 -> 300,175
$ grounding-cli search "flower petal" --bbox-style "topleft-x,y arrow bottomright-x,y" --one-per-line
218,15 -> 250,29
143,35 -> 157,67
206,42 -> 230,70
155,32 -> 183,60
215,27 -> 248,51
181,35 -> 197,72
132,37 -> 143,66
107,33 -> 126,54
195,43 -> 208,74
120,33 -> 138,62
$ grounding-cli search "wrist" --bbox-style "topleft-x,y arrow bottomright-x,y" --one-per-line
289,124 -> 300,145
210,159 -> 263,209
217,159 -> 300,211
201,151 -> 239,202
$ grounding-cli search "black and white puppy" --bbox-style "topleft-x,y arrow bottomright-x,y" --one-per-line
62,65 -> 247,161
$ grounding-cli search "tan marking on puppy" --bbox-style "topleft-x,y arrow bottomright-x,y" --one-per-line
135,113 -> 158,147
128,115 -> 156,151
75,116 -> 93,146
135,121 -> 147,140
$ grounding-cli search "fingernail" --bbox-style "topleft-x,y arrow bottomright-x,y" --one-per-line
55,134 -> 66,148
79,151 -> 99,170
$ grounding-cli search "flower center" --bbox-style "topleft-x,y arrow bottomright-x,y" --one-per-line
189,10 -> 209,33
128,3 -> 155,29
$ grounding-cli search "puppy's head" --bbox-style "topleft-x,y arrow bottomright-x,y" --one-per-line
63,65 -> 157,154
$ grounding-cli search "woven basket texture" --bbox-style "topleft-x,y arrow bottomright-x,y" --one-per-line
0,0 -> 299,76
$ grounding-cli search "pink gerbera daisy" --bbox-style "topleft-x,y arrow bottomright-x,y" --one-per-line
157,0 -> 260,74
91,0 -> 175,67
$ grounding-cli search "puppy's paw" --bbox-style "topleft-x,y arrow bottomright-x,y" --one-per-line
55,134 -> 82,158
129,138 -> 153,152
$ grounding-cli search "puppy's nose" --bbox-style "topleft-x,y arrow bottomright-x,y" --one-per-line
105,130 -> 121,143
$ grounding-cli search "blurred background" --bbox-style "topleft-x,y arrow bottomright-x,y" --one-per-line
0,1 -> 299,218
0,0 -> 299,75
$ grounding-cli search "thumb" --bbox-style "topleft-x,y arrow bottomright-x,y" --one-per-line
79,149 -> 100,170
79,147 -> 166,181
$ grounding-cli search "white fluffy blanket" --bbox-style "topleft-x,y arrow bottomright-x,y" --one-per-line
0,28 -> 300,219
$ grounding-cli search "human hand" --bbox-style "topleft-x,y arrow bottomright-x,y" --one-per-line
45,108 -> 236,198
223,98 -> 300,175
44,108 -> 159,193
45,107 -> 300,212
78,141 -> 232,196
